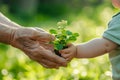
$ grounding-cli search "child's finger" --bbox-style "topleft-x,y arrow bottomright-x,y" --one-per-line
61,53 -> 70,58
59,48 -> 70,54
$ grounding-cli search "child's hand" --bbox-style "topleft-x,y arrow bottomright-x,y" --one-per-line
59,44 -> 77,61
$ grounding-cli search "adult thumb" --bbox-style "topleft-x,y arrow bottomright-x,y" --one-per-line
32,31 -> 55,42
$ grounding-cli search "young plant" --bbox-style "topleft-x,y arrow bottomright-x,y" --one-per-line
49,20 -> 79,56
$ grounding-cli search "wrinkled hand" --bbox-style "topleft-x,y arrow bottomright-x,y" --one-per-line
10,27 -> 67,68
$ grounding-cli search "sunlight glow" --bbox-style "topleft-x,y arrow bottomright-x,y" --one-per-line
81,71 -> 87,77
73,69 -> 79,75
105,71 -> 112,77
1,69 -> 8,75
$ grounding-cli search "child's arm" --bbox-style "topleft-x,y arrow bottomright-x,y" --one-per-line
60,37 -> 118,61
76,37 -> 118,58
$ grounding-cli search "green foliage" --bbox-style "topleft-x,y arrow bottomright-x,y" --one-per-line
49,20 -> 79,50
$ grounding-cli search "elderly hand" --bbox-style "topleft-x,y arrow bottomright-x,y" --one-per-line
9,27 -> 67,68
0,13 -> 67,68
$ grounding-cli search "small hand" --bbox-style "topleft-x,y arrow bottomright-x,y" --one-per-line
59,44 -> 77,61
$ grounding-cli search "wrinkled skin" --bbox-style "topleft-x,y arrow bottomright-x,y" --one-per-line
10,27 -> 67,68
0,12 -> 67,68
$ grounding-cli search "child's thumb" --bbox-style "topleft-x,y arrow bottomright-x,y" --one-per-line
59,49 -> 69,54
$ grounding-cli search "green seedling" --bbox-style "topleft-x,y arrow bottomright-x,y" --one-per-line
49,20 -> 79,56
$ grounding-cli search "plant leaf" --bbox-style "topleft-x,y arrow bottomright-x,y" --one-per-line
55,44 -> 64,50
68,36 -> 77,41
73,33 -> 79,37
49,29 -> 57,34
66,30 -> 72,35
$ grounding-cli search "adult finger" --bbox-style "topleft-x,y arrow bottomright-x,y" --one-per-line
39,42 -> 54,51
25,51 -> 59,69
32,31 -> 55,42
39,59 -> 59,69
28,55 -> 57,68
38,48 -> 67,67
46,53 -> 68,67
34,27 -> 46,32
40,63 -> 59,69
27,46 -> 67,67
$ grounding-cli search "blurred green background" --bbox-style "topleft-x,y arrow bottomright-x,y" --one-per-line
0,0 -> 119,80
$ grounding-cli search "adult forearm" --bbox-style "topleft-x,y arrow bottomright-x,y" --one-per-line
0,23 -> 16,44
0,12 -> 21,28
